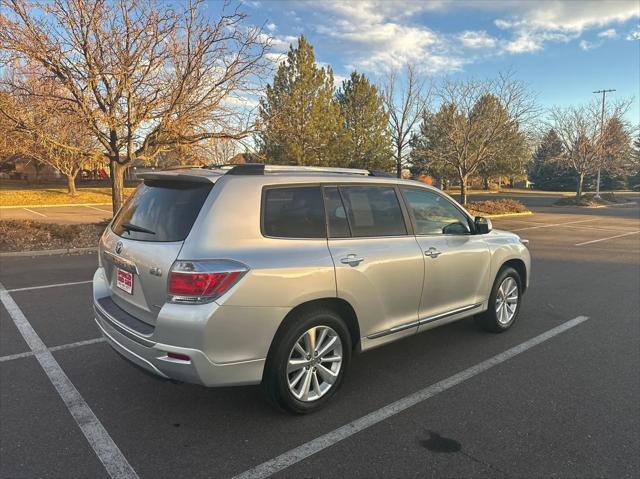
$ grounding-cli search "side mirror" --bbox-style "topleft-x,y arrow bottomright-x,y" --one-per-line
475,216 -> 492,234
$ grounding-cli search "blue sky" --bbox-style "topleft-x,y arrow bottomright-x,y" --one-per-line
234,0 -> 640,123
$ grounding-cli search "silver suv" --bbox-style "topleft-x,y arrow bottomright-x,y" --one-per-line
93,164 -> 530,413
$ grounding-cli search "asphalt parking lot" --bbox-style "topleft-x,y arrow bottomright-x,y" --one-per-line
1,203 -> 639,479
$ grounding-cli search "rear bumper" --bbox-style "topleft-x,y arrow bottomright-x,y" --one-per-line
93,270 -> 266,387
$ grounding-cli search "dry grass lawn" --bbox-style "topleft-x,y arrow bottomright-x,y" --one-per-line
0,187 -> 135,207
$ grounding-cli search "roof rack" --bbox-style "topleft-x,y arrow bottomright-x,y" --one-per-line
162,165 -> 205,171
223,163 -> 395,177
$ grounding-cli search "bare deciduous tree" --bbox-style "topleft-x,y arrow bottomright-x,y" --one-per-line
417,72 -> 537,203
549,99 -> 632,199
0,0 -> 269,212
0,79 -> 98,194
382,65 -> 429,178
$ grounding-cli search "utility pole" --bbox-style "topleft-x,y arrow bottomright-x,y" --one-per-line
593,89 -> 615,199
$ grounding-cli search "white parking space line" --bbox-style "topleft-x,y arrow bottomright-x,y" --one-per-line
8,280 -> 93,293
85,205 -> 113,214
49,337 -> 106,352
0,337 -> 105,363
0,350 -> 34,362
22,207 -> 47,218
232,316 -> 590,479
575,230 -> 640,247
564,225 -> 633,233
511,218 -> 597,232
0,282 -> 138,479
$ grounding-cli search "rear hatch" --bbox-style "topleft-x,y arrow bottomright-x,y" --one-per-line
100,174 -> 216,326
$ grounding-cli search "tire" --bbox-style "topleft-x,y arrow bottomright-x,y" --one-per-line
475,267 -> 523,333
262,307 -> 351,414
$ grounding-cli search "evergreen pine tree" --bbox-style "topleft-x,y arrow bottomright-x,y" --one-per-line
336,72 -> 393,170
529,129 -> 575,190
258,36 -> 343,166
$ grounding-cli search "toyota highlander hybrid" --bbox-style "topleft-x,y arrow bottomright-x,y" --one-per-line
93,164 -> 530,413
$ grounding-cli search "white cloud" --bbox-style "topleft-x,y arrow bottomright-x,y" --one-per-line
493,1 -> 638,53
266,22 -> 277,32
265,52 -> 288,65
579,39 -> 602,51
315,2 -> 465,74
459,30 -> 497,49
504,32 -> 543,54
495,1 -> 638,32
260,33 -> 297,53
224,94 -> 259,109
598,28 -> 618,38
627,26 -> 640,40
261,1 -> 639,77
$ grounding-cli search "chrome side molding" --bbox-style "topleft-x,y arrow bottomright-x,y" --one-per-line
367,302 -> 484,340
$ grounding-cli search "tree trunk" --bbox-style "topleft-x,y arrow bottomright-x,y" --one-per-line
576,172 -> 585,200
459,174 -> 468,204
111,160 -> 126,214
396,144 -> 402,178
34,163 -> 43,184
482,176 -> 489,190
66,173 -> 77,196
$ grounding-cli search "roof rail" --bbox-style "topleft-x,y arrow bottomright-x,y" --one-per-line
223,163 -> 395,177
368,170 -> 396,178
162,165 -> 205,171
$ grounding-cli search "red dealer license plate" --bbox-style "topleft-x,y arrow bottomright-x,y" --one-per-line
116,268 -> 133,295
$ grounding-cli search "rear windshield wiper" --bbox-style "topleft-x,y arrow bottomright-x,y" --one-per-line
121,222 -> 156,235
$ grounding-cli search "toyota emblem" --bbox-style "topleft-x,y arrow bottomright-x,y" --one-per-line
115,241 -> 123,254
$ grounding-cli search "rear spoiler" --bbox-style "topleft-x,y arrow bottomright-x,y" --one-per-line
137,171 -> 220,183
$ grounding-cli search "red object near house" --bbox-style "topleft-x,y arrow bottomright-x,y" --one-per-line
98,168 -> 108,179
416,175 -> 433,185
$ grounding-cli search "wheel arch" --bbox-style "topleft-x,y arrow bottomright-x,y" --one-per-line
266,298 -> 361,363
499,258 -> 528,292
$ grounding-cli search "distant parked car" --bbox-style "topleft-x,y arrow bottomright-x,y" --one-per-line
93,165 -> 531,413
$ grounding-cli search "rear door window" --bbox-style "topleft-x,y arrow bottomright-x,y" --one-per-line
112,180 -> 213,242
338,185 -> 407,237
263,186 -> 326,238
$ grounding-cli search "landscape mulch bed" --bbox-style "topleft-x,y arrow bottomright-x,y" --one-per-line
0,220 -> 106,252
466,199 -> 529,216
554,193 -> 633,207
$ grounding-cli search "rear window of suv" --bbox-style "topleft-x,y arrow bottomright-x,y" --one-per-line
112,180 -> 213,242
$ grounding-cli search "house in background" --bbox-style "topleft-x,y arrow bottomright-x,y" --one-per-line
1,156 -> 60,181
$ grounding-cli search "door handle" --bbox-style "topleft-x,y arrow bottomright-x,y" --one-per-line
425,247 -> 441,258
340,254 -> 364,266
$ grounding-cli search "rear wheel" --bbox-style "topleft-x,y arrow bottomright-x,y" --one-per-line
262,308 -> 351,414
475,267 -> 522,333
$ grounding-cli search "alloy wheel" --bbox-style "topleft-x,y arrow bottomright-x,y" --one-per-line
286,326 -> 343,402
495,276 -> 519,325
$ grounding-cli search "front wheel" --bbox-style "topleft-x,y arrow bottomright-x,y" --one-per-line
262,308 -> 351,414
475,267 -> 523,333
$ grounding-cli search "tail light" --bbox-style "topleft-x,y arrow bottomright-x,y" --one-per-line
168,260 -> 248,304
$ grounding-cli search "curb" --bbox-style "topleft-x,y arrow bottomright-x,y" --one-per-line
0,203 -> 112,209
468,211 -> 534,218
0,247 -> 97,258
551,201 -> 637,209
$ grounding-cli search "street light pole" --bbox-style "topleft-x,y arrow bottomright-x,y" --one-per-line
593,89 -> 615,199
